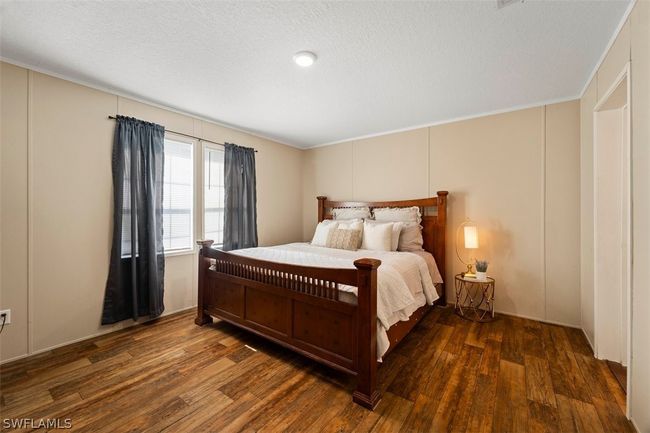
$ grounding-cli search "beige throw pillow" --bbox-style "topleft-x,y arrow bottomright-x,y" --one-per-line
326,228 -> 362,251
336,219 -> 364,248
398,222 -> 424,252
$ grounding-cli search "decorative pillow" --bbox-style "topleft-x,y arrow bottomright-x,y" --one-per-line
336,219 -> 364,247
326,228 -> 362,251
398,222 -> 424,252
361,221 -> 393,251
364,220 -> 403,251
311,220 -> 338,246
373,206 -> 422,224
332,207 -> 371,220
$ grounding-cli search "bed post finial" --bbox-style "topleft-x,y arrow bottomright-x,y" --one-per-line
436,191 -> 448,226
196,239 -> 214,249
317,196 -> 327,222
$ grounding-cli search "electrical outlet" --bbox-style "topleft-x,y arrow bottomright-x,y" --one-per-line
0,309 -> 10,325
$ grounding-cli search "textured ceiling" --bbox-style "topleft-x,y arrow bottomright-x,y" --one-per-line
0,0 -> 630,148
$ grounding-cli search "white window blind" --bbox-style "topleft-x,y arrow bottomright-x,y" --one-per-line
163,138 -> 193,251
204,146 -> 225,248
120,170 -> 134,256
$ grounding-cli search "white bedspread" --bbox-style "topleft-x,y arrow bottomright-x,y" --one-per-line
230,242 -> 441,359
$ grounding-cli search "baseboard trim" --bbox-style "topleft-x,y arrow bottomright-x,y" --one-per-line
441,303 -> 582,329
582,327 -> 595,351
2,304 -> 587,365
0,305 -> 196,366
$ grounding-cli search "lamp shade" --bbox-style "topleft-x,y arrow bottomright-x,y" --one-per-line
464,225 -> 479,249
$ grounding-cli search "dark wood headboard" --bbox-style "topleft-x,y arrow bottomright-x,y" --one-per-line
317,191 -> 448,302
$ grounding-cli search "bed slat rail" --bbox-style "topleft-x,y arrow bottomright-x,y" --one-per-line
200,243 -> 358,286
210,256 -> 342,301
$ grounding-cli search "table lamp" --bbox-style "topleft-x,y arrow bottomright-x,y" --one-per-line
456,219 -> 479,277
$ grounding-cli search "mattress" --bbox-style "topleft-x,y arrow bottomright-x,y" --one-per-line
230,242 -> 442,359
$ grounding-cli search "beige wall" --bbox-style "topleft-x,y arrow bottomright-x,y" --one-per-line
0,63 -> 29,361
353,128 -> 430,201
580,78 -> 597,345
429,107 -> 546,319
0,62 -> 303,363
302,101 -> 582,326
580,2 -> 650,430
545,101 -> 582,326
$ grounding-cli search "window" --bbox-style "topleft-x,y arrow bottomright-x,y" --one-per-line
204,146 -> 225,248
119,137 -> 194,255
162,138 -> 194,251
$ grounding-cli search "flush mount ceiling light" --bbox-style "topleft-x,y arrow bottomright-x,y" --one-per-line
293,51 -> 316,67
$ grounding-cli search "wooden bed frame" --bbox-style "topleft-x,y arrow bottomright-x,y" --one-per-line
194,191 -> 448,409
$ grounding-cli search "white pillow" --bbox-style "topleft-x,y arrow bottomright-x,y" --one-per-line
332,207 -> 371,220
373,206 -> 422,224
361,221 -> 393,251
311,220 -> 338,246
337,219 -> 363,231
398,222 -> 424,252
365,220 -> 403,251
390,222 -> 404,251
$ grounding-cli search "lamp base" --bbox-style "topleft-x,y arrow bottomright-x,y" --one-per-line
463,272 -> 476,278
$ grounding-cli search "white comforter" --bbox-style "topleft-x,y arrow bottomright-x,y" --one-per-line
230,242 -> 442,359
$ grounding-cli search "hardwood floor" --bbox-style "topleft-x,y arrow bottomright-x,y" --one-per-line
606,360 -> 628,394
0,307 -> 634,432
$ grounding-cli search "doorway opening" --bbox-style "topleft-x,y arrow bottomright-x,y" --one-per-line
593,63 -> 631,413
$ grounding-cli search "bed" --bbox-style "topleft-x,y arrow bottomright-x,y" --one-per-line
194,192 -> 448,409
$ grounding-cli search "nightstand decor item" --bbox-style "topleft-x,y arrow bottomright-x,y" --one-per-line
456,219 -> 479,277
475,260 -> 489,281
454,274 -> 495,322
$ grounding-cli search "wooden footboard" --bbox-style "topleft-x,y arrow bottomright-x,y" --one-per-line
195,240 -> 382,409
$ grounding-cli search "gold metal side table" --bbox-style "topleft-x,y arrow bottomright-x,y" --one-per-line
454,274 -> 495,322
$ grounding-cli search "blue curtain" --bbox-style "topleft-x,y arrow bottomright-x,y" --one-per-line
223,143 -> 258,251
102,116 -> 165,324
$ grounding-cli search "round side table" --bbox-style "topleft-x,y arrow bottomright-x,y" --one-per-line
454,274 -> 495,322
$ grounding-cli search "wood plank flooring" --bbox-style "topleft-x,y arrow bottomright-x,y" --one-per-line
606,360 -> 628,394
0,307 -> 634,432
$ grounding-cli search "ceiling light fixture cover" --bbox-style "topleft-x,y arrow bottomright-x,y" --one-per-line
293,51 -> 316,67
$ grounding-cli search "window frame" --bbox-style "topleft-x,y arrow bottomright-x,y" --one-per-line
201,141 -> 226,250
162,133 -> 197,256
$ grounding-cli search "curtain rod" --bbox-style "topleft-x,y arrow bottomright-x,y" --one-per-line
107,116 -> 258,152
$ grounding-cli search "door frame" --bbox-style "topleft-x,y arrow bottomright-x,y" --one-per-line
592,62 -> 631,417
